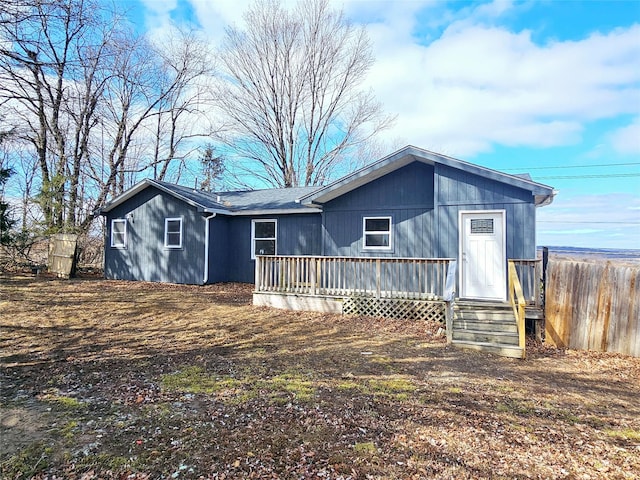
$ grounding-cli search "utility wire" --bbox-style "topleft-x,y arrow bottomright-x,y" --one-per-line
534,173 -> 640,180
539,221 -> 640,224
503,161 -> 640,171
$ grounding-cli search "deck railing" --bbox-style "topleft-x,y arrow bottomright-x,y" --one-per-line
509,259 -> 542,307
255,255 -> 455,300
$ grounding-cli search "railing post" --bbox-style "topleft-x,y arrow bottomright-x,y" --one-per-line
443,260 -> 457,344
508,260 -> 527,358
375,259 -> 381,299
255,256 -> 261,291
310,258 -> 317,295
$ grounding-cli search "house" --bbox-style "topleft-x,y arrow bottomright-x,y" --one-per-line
101,146 -> 555,358
100,145 -> 555,302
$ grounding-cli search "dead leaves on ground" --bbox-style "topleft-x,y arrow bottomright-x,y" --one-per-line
1,275 -> 639,479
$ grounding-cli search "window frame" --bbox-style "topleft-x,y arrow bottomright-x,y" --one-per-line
251,219 -> 277,259
164,217 -> 183,249
362,216 -> 393,251
110,218 -> 127,248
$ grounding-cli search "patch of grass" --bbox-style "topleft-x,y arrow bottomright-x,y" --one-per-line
39,392 -> 85,411
0,442 -> 52,479
336,379 -> 362,391
367,377 -> 416,399
161,366 -> 242,394
270,373 -> 316,402
354,442 -> 377,455
604,428 -> 640,442
77,453 -> 131,471
59,420 -> 79,440
496,399 -> 537,416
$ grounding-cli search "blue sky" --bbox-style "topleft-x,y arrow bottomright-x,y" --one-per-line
126,0 -> 639,249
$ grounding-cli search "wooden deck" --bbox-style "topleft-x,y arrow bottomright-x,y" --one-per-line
254,256 -> 542,358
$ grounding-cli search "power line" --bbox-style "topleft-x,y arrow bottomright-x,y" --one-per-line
503,161 -> 640,171
534,173 -> 640,180
539,221 -> 640,225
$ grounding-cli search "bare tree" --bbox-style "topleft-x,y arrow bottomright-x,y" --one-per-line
146,28 -> 216,183
216,0 -> 393,188
0,0 -> 118,232
0,0 -> 216,234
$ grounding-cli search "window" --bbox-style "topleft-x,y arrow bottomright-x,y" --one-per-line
363,216 -> 392,250
164,218 -> 183,248
470,218 -> 494,234
252,219 -> 277,258
111,219 -> 127,248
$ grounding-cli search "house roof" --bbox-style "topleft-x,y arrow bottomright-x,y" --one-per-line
99,179 -> 321,215
100,146 -> 555,216
298,145 -> 556,207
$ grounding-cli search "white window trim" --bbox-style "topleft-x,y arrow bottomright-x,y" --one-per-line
251,219 -> 277,259
164,217 -> 183,249
362,216 -> 393,251
110,218 -> 127,248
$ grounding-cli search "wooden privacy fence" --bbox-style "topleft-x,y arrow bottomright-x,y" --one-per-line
48,233 -> 79,278
255,255 -> 454,300
545,258 -> 640,357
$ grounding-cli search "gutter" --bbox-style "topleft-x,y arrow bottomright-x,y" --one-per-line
203,212 -> 216,284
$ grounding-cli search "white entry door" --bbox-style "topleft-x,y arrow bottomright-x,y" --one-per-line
460,211 -> 506,301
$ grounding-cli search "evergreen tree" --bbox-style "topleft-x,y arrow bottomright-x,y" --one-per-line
199,144 -> 225,192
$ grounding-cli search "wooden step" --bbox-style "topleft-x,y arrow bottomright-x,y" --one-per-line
454,310 -> 515,321
453,319 -> 517,333
451,340 -> 525,359
452,329 -> 519,345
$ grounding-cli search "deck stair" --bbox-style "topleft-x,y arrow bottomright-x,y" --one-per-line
451,301 -> 524,359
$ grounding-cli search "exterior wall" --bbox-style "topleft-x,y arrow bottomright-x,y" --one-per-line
322,162 -> 437,257
434,164 -> 536,260
104,187 -> 206,284
321,161 -> 537,261
217,213 -> 322,283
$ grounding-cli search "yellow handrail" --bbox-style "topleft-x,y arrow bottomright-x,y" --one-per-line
508,260 -> 527,357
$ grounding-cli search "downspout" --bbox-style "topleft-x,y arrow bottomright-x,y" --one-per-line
203,212 -> 216,284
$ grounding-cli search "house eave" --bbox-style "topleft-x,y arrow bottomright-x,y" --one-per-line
99,178 -> 228,215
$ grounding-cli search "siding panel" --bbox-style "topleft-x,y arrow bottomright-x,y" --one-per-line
105,187 -> 206,284
224,213 -> 322,283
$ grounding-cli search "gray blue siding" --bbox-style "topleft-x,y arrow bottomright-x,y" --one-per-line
103,158 -> 540,286
434,163 -> 536,259
322,162 -> 436,257
209,213 -> 322,283
105,187 -> 206,284
321,161 -> 537,261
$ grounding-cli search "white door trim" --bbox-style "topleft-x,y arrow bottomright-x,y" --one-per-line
458,209 -> 507,301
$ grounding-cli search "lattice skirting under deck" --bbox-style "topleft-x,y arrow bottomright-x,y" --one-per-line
342,296 -> 446,322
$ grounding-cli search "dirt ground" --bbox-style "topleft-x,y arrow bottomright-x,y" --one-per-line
1,274 -> 639,479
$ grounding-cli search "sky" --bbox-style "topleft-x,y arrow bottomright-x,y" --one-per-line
122,0 -> 640,250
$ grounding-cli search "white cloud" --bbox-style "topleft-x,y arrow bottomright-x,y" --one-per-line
173,0 -> 640,161
359,5 -> 640,157
139,0 -> 178,28
609,117 -> 640,155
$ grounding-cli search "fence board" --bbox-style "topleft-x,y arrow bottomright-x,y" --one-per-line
545,258 -> 640,357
